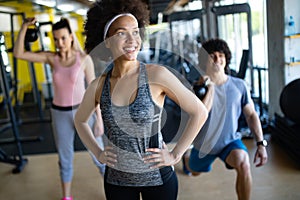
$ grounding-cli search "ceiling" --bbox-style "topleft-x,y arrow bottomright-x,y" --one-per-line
0,0 -> 176,24
147,0 -> 174,23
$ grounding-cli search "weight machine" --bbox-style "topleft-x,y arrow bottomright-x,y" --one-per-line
0,11 -> 50,173
0,31 -> 27,173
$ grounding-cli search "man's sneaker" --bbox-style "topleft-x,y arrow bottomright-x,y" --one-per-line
182,156 -> 191,176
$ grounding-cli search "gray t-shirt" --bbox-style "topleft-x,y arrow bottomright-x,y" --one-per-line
193,76 -> 252,157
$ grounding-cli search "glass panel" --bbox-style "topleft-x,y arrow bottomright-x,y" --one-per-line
217,13 -> 249,72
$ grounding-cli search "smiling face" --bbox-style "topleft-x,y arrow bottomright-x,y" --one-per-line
206,51 -> 227,74
105,15 -> 141,61
53,28 -> 73,52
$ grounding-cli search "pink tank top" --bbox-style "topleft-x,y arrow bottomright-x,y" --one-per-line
52,52 -> 85,106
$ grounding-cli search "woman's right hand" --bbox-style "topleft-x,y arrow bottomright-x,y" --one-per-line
22,17 -> 36,27
99,146 -> 117,167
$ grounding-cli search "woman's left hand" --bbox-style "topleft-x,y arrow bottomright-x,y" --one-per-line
143,143 -> 177,168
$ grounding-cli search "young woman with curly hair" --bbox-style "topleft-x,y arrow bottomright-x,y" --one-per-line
74,0 -> 208,199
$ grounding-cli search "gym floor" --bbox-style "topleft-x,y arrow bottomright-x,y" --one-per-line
0,136 -> 300,200
0,96 -> 300,199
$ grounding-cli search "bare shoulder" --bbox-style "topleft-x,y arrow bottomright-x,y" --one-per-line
96,74 -> 106,83
90,73 -> 107,90
40,51 -> 56,57
145,64 -> 170,79
145,63 -> 181,83
78,51 -> 88,58
45,51 -> 58,64
78,51 -> 91,62
94,74 -> 108,103
145,63 -> 167,71
145,63 -> 192,91
79,52 -> 94,66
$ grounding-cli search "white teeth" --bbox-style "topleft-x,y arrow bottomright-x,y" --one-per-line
124,47 -> 135,51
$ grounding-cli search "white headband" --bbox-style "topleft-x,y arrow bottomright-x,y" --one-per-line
103,13 -> 138,40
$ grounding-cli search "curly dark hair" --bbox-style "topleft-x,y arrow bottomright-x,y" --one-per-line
84,0 -> 150,55
198,38 -> 232,74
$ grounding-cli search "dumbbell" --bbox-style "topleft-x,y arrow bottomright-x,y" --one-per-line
193,78 -> 210,100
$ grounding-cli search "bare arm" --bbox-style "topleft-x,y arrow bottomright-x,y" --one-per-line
74,78 -> 103,157
82,54 -> 104,137
93,104 -> 104,137
201,83 -> 214,111
13,17 -> 50,63
243,103 -> 268,167
243,104 -> 263,141
82,54 -> 96,84
196,76 -> 215,111
145,66 -> 208,166
74,76 -> 112,164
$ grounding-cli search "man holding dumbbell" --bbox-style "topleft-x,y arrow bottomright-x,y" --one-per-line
183,38 -> 268,200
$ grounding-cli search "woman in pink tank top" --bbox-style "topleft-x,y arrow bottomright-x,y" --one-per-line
13,17 -> 105,200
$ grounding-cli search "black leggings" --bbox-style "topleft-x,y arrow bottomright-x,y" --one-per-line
104,171 -> 178,200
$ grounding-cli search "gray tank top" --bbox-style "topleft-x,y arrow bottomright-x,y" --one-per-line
100,62 -> 173,187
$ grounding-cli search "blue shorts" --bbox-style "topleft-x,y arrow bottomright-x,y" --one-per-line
188,139 -> 248,172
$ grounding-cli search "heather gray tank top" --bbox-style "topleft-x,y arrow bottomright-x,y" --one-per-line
100,62 -> 173,187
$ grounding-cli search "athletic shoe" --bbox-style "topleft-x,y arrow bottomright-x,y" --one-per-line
182,156 -> 191,176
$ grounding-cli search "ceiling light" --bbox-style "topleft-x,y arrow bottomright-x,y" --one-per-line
75,8 -> 88,15
57,4 -> 75,12
34,0 -> 56,8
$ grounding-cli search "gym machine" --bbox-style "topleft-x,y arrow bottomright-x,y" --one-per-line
17,13 -> 47,122
0,11 -> 49,173
0,11 -> 50,122
0,32 -> 28,173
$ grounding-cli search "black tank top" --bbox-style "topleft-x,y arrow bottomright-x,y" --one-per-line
100,62 -> 173,187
